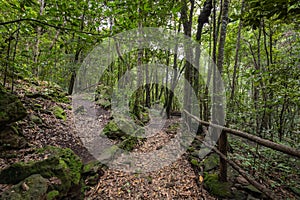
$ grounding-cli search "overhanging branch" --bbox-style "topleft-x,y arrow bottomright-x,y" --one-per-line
0,18 -> 105,36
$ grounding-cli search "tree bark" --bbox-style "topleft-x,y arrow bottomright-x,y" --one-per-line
215,0 -> 230,182
230,0 -> 245,110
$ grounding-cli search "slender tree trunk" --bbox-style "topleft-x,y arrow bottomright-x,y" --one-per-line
230,0 -> 245,112
181,0 -> 195,128
194,0 -> 213,132
11,24 -> 21,92
216,0 -> 230,182
133,10 -> 144,119
33,0 -> 45,76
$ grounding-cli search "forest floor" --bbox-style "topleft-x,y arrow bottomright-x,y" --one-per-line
1,80 -> 299,199
0,80 -> 216,199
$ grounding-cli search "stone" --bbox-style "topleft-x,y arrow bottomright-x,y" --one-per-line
0,126 -> 27,150
31,115 -> 43,124
0,146 -> 83,198
203,173 -> 232,198
0,174 -> 48,200
201,153 -> 219,172
0,86 -> 27,128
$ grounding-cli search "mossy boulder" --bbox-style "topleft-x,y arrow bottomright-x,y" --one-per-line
0,174 -> 48,200
0,85 -> 27,127
204,173 -> 232,198
46,190 -> 60,200
118,136 -> 139,151
0,146 -> 83,198
0,126 -> 27,150
102,120 -> 128,139
24,80 -> 70,103
201,153 -> 219,172
82,161 -> 105,186
52,106 -> 66,121
95,84 -> 112,109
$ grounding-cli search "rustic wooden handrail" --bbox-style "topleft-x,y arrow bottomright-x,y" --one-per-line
183,110 -> 300,158
200,139 -> 275,199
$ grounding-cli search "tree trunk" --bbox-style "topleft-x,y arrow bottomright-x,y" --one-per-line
230,0 -> 245,111
216,0 -> 230,182
181,0 -> 195,128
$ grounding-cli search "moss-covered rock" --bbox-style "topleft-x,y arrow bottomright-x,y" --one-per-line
0,126 -> 27,150
0,174 -> 48,200
46,190 -> 60,200
82,161 -> 105,186
0,146 -> 83,198
118,136 -> 139,151
204,173 -> 232,198
201,153 -> 219,172
52,106 -> 66,121
31,114 -> 43,124
190,158 -> 201,167
95,84 -> 112,109
102,120 -> 128,139
242,184 -> 263,198
0,85 -> 27,127
24,80 -> 70,103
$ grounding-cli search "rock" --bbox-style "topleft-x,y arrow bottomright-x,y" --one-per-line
0,146 -> 83,199
0,86 -> 27,127
118,136 -> 140,151
231,187 -> 248,200
203,173 -> 232,198
0,174 -> 48,200
31,115 -> 43,124
201,153 -> 219,172
242,184 -> 263,198
0,126 -> 27,150
102,120 -> 128,139
82,161 -> 105,186
95,84 -> 112,109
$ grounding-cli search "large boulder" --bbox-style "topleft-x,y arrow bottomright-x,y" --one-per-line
0,174 -> 48,200
0,85 -> 27,128
0,126 -> 27,150
0,146 -> 84,199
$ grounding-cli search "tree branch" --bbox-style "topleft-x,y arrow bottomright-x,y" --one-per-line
0,18 -> 106,36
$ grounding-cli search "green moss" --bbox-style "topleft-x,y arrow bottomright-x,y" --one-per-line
0,146 -> 83,198
52,106 -> 66,120
46,190 -> 60,200
1,174 -> 48,200
0,90 -> 27,126
166,123 -> 180,133
118,136 -> 139,151
31,115 -> 43,124
204,173 -> 232,198
102,121 -> 127,139
34,103 -> 42,108
201,154 -> 219,171
190,158 -> 201,167
83,161 -> 103,174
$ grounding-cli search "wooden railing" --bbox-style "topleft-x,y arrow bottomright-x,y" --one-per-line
183,110 -> 300,199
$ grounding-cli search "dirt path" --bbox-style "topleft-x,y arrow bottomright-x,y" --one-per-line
82,111 -> 215,199
1,86 -> 215,199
